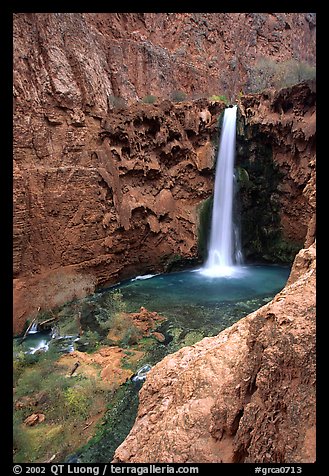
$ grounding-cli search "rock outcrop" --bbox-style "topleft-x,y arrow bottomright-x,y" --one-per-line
113,242 -> 316,463
237,80 -> 316,261
13,97 -> 222,334
13,13 -> 315,107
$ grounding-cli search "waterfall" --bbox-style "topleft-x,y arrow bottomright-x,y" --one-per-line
201,105 -> 242,277
28,322 -> 39,334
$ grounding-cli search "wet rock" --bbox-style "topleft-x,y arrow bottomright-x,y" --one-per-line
131,364 -> 152,382
24,413 -> 45,426
237,81 -> 316,262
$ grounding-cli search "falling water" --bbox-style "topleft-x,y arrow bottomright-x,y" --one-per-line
28,322 -> 39,334
202,105 -> 242,277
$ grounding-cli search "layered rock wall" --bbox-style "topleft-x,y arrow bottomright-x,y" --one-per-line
237,81 -> 316,261
13,13 -> 316,108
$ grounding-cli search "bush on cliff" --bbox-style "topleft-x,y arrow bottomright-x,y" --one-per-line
170,90 -> 187,102
208,94 -> 229,105
246,58 -> 316,92
142,95 -> 157,104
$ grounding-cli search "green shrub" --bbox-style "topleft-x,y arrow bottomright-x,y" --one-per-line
15,369 -> 43,397
170,90 -> 187,102
208,94 -> 229,104
246,58 -> 316,93
107,312 -> 142,347
197,197 -> 213,260
13,415 -> 34,462
142,95 -> 157,104
77,330 -> 101,352
95,290 -> 127,333
64,386 -> 90,419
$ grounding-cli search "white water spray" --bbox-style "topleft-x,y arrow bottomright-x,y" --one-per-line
201,105 -> 242,277
28,322 -> 39,334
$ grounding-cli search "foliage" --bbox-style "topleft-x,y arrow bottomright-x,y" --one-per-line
208,94 -> 229,105
75,381 -> 140,463
246,58 -> 316,93
235,166 -> 250,184
170,90 -> 187,102
76,330 -> 101,352
197,196 -> 213,260
162,254 -> 183,272
107,312 -> 142,347
141,95 -> 157,104
13,345 -> 106,462
64,386 -> 90,419
95,290 -> 126,331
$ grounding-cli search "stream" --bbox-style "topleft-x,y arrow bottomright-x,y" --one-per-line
14,263 -> 290,463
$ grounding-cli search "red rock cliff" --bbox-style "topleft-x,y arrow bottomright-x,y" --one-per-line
13,97 -> 223,334
13,13 -> 316,333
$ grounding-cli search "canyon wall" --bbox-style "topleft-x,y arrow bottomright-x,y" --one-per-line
13,98 -> 223,334
13,13 -> 316,462
13,13 -> 315,107
237,80 -> 316,262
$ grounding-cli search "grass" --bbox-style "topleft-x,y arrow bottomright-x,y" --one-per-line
13,289 -> 166,463
13,345 -> 109,463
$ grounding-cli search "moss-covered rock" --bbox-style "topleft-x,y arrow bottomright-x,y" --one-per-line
181,330 -> 204,347
161,254 -> 199,273
197,196 -> 213,260
236,123 -> 301,264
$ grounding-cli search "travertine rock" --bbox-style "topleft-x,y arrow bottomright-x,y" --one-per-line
13,98 -> 222,334
238,81 -> 316,247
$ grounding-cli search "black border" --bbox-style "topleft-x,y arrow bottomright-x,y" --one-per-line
5,3 -> 323,473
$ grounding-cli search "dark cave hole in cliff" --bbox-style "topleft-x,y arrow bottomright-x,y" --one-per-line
143,117 -> 161,136
159,150 -> 185,168
186,129 -> 196,138
121,145 -> 131,157
168,129 -> 182,141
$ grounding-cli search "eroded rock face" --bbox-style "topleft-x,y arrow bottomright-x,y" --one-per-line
13,13 -> 316,333
238,81 -> 316,257
13,98 -> 222,334
113,242 -> 316,463
13,13 -> 315,107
